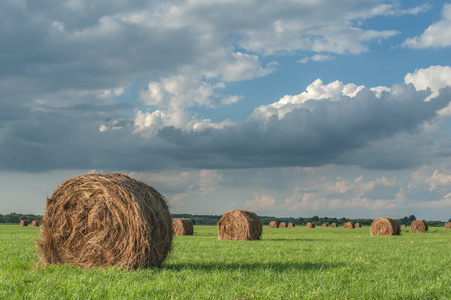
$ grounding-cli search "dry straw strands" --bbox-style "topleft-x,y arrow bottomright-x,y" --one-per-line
306,222 -> 315,228
31,220 -> 40,227
269,221 -> 278,228
371,217 -> 400,236
287,222 -> 295,227
172,218 -> 194,236
322,224 -> 329,227
330,223 -> 338,227
37,173 -> 173,269
279,222 -> 287,228
20,220 -> 28,226
445,222 -> 451,229
344,222 -> 355,229
411,220 -> 428,233
217,209 -> 262,241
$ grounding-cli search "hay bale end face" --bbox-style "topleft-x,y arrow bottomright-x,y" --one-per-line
445,222 -> 451,229
31,220 -> 40,227
20,220 -> 28,226
217,209 -> 262,241
172,218 -> 194,236
370,217 -> 400,236
279,222 -> 287,228
306,222 -> 315,228
330,223 -> 338,227
411,220 -> 428,233
344,222 -> 355,229
287,222 -> 295,227
37,173 -> 173,269
322,223 -> 328,227
269,221 -> 278,228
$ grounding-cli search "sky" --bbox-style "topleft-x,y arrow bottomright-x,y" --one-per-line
1,0 -> 451,221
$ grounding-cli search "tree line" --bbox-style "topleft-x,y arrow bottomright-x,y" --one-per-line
172,214 -> 448,227
1,212 -> 448,227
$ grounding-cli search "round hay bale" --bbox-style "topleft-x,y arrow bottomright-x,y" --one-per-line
31,220 -> 40,227
172,218 -> 194,236
279,222 -> 287,228
20,220 -> 28,226
322,223 -> 329,227
344,222 -> 355,229
410,220 -> 428,233
217,209 -> 262,241
355,223 -> 361,228
445,222 -> 451,229
401,224 -> 407,228
268,221 -> 278,228
287,222 -> 295,227
330,223 -> 338,227
37,173 -> 173,269
371,217 -> 400,236
306,222 -> 315,228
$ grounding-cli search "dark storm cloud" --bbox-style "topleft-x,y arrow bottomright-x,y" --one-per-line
151,84 -> 451,169
1,84 -> 450,172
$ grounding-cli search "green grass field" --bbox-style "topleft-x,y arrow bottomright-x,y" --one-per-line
1,224 -> 450,299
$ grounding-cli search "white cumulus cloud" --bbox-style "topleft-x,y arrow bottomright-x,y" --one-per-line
402,3 -> 451,49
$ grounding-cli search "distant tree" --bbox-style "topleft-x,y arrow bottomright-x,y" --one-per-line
408,215 -> 416,221
448,218 -> 451,223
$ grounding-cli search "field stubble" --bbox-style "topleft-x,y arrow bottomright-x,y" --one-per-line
0,224 -> 450,299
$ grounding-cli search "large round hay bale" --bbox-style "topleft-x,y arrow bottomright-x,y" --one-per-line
322,223 -> 329,227
217,209 -> 262,241
344,222 -> 355,229
20,220 -> 28,226
445,222 -> 451,229
330,223 -> 338,227
172,218 -> 194,236
410,220 -> 428,233
306,222 -> 315,228
371,217 -> 400,236
269,221 -> 278,228
31,220 -> 40,227
287,222 -> 295,227
37,173 -> 173,269
279,222 -> 287,228
355,223 -> 361,228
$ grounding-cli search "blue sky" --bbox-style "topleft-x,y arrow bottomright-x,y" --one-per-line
1,0 -> 451,221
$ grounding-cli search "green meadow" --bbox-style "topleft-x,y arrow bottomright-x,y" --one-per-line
1,224 -> 450,299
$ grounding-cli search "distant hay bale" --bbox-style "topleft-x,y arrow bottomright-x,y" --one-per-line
344,222 -> 355,229
269,221 -> 278,228
37,173 -> 173,269
279,222 -> 287,228
217,209 -> 262,241
410,220 -> 428,233
287,222 -> 295,227
355,223 -> 361,228
322,223 -> 329,227
31,220 -> 40,227
370,217 -> 400,236
20,220 -> 28,226
330,223 -> 338,227
445,222 -> 451,229
306,222 -> 315,228
401,224 -> 407,228
172,218 -> 194,236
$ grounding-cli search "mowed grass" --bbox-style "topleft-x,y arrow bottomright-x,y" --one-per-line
1,224 -> 450,299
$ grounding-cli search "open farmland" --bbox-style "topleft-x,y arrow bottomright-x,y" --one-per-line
1,224 -> 450,299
